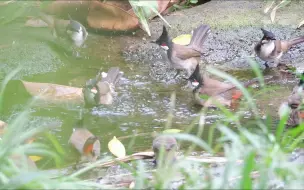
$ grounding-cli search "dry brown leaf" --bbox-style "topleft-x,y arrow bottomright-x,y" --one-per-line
95,152 -> 154,168
270,6 -> 278,23
87,1 -> 139,31
21,80 -> 84,104
264,0 -> 275,14
298,19 -> 304,29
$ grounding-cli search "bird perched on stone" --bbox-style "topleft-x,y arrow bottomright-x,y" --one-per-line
254,28 -> 304,68
152,24 -> 211,79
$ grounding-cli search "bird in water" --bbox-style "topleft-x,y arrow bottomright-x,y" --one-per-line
188,64 -> 272,109
68,118 -> 100,163
82,67 -> 123,108
254,28 -> 304,68
152,135 -> 178,166
278,72 -> 304,127
38,12 -> 88,56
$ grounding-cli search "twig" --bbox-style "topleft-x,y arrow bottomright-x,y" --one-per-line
228,171 -> 260,183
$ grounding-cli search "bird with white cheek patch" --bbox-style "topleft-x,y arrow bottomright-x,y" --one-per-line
254,28 -> 304,68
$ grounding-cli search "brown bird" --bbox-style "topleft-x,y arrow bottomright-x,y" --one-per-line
278,73 -> 304,127
68,119 -> 100,162
188,64 -> 267,109
254,28 -> 304,68
83,67 -> 123,107
152,135 -> 178,166
152,24 -> 211,78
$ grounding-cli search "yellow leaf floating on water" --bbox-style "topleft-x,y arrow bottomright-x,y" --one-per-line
172,34 -> 192,45
29,155 -> 42,162
108,136 -> 126,158
162,129 -> 182,134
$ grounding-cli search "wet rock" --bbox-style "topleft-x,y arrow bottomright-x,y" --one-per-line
121,0 -> 304,82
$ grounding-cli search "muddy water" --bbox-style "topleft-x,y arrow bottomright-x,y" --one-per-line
0,23 -> 299,167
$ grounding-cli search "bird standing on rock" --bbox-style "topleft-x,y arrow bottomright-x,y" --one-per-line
152,24 -> 211,79
254,28 -> 304,68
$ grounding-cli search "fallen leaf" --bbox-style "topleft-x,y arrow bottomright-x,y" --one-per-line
172,34 -> 192,45
87,1 -> 139,31
297,19 -> 304,29
11,154 -> 37,170
21,80 -> 84,104
263,0 -> 275,14
270,0 -> 291,23
108,136 -> 126,158
29,155 -> 42,162
162,129 -> 182,134
129,181 -> 135,189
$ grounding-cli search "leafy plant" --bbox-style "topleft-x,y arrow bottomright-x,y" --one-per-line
129,0 -> 171,36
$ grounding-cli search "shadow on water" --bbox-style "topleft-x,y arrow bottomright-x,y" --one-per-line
0,22 -> 299,167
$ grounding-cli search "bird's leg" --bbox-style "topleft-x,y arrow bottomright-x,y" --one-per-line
173,70 -> 180,79
264,61 -> 270,69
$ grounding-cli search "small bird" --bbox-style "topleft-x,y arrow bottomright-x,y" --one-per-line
188,64 -> 266,108
152,135 -> 178,166
69,119 -> 100,162
254,28 -> 304,68
152,24 -> 211,78
38,12 -> 88,48
278,72 -> 304,127
83,67 -> 123,107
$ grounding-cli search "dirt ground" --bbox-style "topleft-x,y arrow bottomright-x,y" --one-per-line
120,0 -> 304,81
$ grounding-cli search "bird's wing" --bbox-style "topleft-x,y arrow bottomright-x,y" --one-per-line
271,40 -> 283,56
172,43 -> 201,60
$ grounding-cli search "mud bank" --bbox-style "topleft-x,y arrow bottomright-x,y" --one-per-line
121,0 -> 304,80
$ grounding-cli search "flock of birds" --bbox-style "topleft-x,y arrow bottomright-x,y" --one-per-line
36,12 -> 303,164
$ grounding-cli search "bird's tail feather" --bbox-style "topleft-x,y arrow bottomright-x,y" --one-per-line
242,76 -> 273,87
189,24 -> 210,53
289,36 -> 304,46
101,67 -> 123,86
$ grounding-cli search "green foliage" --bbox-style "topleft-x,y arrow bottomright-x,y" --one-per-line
129,0 -> 170,36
